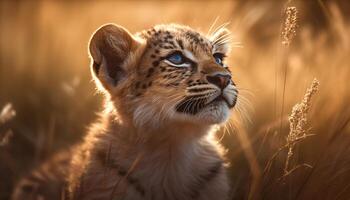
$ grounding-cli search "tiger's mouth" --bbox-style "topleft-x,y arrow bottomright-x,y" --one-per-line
175,93 -> 236,115
211,95 -> 230,107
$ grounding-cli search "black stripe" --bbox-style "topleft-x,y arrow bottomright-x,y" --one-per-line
187,88 -> 212,93
189,161 -> 222,199
175,97 -> 206,115
96,149 -> 145,197
177,39 -> 184,50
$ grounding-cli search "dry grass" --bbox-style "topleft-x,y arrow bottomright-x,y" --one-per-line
284,79 -> 319,174
0,103 -> 16,146
282,6 -> 298,46
0,0 -> 350,200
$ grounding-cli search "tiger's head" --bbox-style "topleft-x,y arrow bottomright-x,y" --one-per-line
89,24 -> 238,129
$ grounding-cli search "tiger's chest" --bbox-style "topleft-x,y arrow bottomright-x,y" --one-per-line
72,136 -> 229,200
74,160 -> 227,200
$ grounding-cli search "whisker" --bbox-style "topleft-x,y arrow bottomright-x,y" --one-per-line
211,22 -> 231,38
213,35 -> 232,46
214,34 -> 232,43
234,97 -> 252,124
207,16 -> 220,36
187,85 -> 218,90
187,89 -> 216,95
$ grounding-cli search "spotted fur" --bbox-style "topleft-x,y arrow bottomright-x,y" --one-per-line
12,23 -> 238,200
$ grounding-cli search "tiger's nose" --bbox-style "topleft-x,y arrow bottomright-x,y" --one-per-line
206,74 -> 231,89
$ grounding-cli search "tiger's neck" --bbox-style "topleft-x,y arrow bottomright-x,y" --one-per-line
103,111 -> 217,165
76,111 -> 226,199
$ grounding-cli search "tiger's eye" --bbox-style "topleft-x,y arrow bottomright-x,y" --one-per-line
167,53 -> 184,65
213,53 -> 225,66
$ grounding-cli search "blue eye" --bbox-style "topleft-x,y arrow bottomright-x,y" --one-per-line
215,57 -> 222,64
213,53 -> 225,66
167,52 -> 184,65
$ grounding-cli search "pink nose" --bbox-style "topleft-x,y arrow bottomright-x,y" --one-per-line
206,74 -> 231,89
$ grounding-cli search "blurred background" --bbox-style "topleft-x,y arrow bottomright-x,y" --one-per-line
0,0 -> 349,199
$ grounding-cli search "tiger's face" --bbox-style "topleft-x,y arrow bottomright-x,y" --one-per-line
89,24 -> 238,128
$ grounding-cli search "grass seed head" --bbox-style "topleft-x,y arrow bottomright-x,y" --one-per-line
284,79 -> 319,174
282,6 -> 298,46
288,78 -> 319,143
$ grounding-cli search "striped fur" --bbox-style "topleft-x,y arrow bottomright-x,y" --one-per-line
12,151 -> 70,200
12,23 -> 237,200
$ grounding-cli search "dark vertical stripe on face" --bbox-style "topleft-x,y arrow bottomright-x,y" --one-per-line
190,61 -> 198,73
177,39 -> 184,50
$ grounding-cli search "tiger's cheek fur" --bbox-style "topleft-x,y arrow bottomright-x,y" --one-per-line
114,25 -> 236,128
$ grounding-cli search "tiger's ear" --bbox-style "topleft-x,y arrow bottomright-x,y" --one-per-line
89,24 -> 145,91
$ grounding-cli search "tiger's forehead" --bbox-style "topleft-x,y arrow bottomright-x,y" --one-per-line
139,24 -> 213,55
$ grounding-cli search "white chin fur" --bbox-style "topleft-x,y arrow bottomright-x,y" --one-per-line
169,101 -> 230,125
133,100 -> 230,128
195,101 -> 230,124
